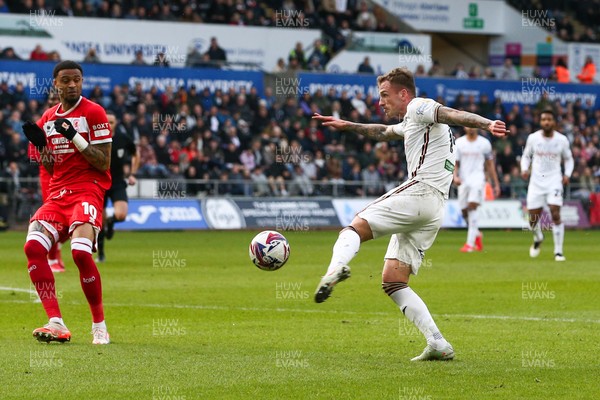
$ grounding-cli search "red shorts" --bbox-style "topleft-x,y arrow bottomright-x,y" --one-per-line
31,186 -> 105,243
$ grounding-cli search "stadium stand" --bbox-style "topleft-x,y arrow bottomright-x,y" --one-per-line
0,1 -> 599,228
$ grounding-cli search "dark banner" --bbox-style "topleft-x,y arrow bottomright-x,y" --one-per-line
233,199 -> 340,230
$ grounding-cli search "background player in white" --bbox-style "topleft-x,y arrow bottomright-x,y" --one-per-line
521,109 -> 573,261
312,67 -> 507,361
454,127 -> 500,252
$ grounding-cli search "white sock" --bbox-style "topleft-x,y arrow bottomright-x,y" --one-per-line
49,317 -> 66,327
467,209 -> 478,247
553,223 -> 564,254
532,221 -> 544,242
92,320 -> 107,330
390,287 -> 448,349
326,229 -> 360,275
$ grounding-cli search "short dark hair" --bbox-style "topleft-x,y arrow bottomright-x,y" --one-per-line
540,108 -> 555,119
377,67 -> 416,96
53,60 -> 83,78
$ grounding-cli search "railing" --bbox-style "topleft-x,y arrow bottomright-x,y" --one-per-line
0,177 -> 594,228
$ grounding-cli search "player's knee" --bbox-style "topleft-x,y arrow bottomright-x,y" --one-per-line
71,237 -> 94,264
382,259 -> 411,283
113,211 -> 127,222
24,228 -> 53,258
24,238 -> 50,259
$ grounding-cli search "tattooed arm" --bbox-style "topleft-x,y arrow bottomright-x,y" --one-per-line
312,113 -> 402,141
81,142 -> 111,172
437,106 -> 507,137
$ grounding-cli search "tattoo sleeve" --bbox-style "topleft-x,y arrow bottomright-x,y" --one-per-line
81,142 -> 111,172
347,123 -> 400,141
437,106 -> 491,130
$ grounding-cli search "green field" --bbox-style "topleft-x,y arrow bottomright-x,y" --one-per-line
1,229 -> 599,399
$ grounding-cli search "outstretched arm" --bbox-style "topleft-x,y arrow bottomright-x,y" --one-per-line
437,107 -> 507,137
312,113 -> 401,141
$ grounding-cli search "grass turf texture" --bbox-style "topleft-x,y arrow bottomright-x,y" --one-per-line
1,229 -> 599,399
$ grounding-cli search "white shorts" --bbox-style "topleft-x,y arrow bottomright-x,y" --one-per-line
527,184 -> 563,210
457,182 -> 484,210
357,180 -> 445,275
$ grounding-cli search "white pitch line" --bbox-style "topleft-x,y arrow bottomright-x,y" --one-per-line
109,303 -> 600,324
1,296 -> 599,324
0,286 -> 40,302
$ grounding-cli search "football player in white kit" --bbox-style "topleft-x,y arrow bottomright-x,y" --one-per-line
312,68 -> 507,361
521,109 -> 573,261
454,127 -> 500,252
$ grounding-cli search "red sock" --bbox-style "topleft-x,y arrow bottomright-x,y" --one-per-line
24,234 -> 62,319
71,238 -> 104,323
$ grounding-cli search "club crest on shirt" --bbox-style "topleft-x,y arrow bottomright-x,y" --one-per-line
117,148 -> 125,158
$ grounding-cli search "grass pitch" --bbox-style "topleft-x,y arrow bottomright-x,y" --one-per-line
1,229 -> 599,399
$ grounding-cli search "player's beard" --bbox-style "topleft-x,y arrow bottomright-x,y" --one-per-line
542,127 -> 553,136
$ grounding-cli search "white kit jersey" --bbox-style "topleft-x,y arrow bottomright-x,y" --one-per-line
520,130 -> 574,188
392,98 -> 456,198
455,135 -> 493,186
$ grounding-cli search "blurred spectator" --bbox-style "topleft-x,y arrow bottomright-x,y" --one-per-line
153,52 -> 170,67
357,56 -> 375,74
288,42 -> 307,69
452,63 -> 469,79
414,64 -> 426,76
356,2 -> 377,30
576,56 -> 596,84
251,166 -> 270,196
273,58 -> 287,72
482,67 -> 496,79
30,45 -> 47,61
500,58 -> 519,80
83,48 -> 101,63
322,14 -> 346,52
427,60 -> 445,77
131,50 -> 147,65
47,51 -> 61,62
468,65 -> 482,79
308,39 -> 329,70
0,47 -> 21,60
137,135 -> 169,177
362,163 -> 382,196
553,58 -> 570,83
205,37 -> 227,66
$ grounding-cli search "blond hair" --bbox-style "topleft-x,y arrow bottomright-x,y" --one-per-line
377,67 -> 416,96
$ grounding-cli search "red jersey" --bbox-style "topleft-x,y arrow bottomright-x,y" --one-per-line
28,143 -> 52,201
37,96 -> 112,193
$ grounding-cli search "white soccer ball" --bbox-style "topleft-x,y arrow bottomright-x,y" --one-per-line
249,230 -> 290,271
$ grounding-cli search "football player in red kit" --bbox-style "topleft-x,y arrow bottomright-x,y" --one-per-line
22,61 -> 112,344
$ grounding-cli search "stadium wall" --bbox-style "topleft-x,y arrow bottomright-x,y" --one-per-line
108,198 -> 590,231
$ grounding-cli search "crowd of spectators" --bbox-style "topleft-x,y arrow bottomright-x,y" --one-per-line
1,77 -> 599,211
508,0 -> 599,43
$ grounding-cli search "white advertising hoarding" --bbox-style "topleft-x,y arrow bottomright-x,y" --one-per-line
327,31 -> 432,74
373,0 -> 505,34
333,198 -> 526,228
0,14 -> 321,70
